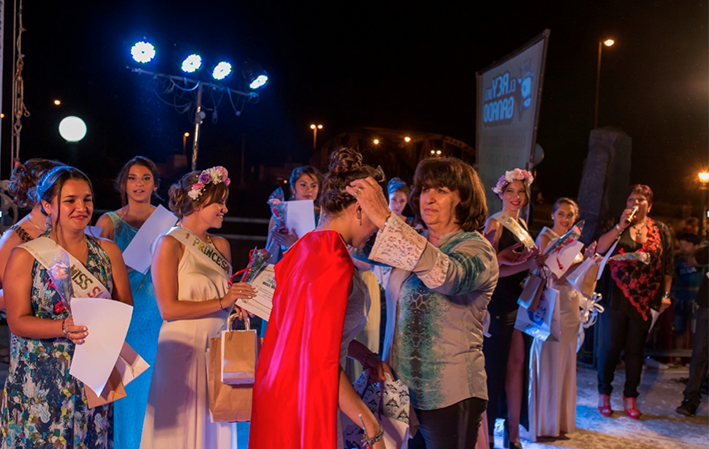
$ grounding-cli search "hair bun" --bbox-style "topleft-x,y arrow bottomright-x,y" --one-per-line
328,147 -> 363,174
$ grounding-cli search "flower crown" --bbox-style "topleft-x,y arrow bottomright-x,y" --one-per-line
188,166 -> 230,201
492,168 -> 534,194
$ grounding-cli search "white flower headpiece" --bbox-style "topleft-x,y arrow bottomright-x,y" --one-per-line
492,168 -> 534,195
188,166 -> 230,201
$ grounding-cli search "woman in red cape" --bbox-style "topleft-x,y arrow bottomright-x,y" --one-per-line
250,148 -> 389,449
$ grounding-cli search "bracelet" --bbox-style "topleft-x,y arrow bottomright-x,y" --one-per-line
361,423 -> 384,448
361,351 -> 378,368
615,224 -> 622,234
663,292 -> 670,299
61,318 -> 69,337
218,296 -> 224,310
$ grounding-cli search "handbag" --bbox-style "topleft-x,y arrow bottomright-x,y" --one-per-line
515,287 -> 559,342
221,315 -> 259,385
86,342 -> 150,408
342,371 -> 415,449
518,273 -> 545,311
207,336 -> 253,422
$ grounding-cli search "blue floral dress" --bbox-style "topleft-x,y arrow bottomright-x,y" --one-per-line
105,212 -> 161,449
1,237 -> 114,448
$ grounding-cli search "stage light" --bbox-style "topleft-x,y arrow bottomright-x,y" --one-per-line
59,116 -> 87,142
131,41 -> 156,63
242,60 -> 269,90
212,62 -> 232,80
181,54 -> 202,73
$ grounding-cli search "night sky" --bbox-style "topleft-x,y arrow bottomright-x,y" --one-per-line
3,0 -> 707,209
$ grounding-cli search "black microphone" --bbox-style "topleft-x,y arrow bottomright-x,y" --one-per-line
625,206 -> 639,225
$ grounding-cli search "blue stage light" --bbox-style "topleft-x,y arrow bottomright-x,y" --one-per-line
131,41 -> 156,63
212,62 -> 232,80
249,74 -> 269,90
181,54 -> 202,73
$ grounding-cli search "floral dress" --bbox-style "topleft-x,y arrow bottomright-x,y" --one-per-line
1,237 -> 114,448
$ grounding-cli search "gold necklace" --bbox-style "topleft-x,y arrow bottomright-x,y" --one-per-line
631,219 -> 648,240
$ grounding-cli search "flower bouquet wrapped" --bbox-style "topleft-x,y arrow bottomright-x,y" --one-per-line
610,251 -> 650,264
267,187 -> 286,230
47,251 -> 73,315
543,220 -> 585,256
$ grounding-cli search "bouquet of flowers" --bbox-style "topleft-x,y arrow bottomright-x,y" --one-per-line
267,187 -> 286,229
222,247 -> 271,330
610,251 -> 650,264
543,220 -> 585,256
47,251 -> 73,315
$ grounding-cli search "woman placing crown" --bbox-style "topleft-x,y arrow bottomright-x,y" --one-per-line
141,166 -> 254,449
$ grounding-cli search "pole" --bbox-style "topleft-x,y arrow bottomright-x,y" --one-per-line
191,83 -> 203,171
594,40 -> 602,129
312,127 -> 317,149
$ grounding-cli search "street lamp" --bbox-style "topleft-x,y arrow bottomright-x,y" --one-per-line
373,138 -> 380,145
594,38 -> 615,129
310,124 -> 323,149
699,171 -> 709,237
182,132 -> 190,155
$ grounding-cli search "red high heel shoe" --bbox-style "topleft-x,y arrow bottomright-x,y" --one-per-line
623,396 -> 641,420
598,394 -> 612,417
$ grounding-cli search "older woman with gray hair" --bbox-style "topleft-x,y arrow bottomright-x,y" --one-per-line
349,157 -> 499,449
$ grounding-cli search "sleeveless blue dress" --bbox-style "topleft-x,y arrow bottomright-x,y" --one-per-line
107,212 -> 162,449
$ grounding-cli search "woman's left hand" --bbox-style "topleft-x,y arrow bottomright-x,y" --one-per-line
346,177 -> 391,229
363,352 -> 393,383
659,296 -> 671,314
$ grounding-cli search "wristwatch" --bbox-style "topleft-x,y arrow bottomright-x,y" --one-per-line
662,292 -> 670,299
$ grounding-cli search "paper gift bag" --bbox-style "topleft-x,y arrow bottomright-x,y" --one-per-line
207,337 -> 253,422
518,273 -> 545,311
566,258 -> 599,298
221,316 -> 259,385
515,287 -> 559,342
86,342 -> 150,409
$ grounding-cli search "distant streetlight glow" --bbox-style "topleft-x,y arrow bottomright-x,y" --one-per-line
604,39 -> 615,47
131,41 -> 156,63
373,139 -> 380,145
58,116 -> 87,142
182,132 -> 190,155
595,37 -> 617,128
310,124 -> 323,149
53,100 -> 61,106
404,136 -> 411,142
699,171 -> 709,184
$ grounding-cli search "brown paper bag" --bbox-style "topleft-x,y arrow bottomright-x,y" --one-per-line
85,342 -> 150,409
207,337 -> 253,422
567,258 -> 600,298
221,317 -> 259,385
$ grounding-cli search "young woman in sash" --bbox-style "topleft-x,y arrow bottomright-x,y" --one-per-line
0,159 -> 62,310
483,168 -> 538,449
1,165 -> 133,448
250,148 -> 390,449
96,156 -> 163,449
141,166 -> 253,449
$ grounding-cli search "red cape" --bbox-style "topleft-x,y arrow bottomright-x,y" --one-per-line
250,230 -> 354,449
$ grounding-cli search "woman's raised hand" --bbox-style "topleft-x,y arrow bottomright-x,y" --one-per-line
221,282 -> 257,311
346,177 -> 391,229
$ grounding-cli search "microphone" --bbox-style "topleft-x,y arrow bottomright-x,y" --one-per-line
625,206 -> 639,225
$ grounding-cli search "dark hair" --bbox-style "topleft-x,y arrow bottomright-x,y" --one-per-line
627,184 -> 654,205
36,166 -> 93,226
168,169 -> 229,219
409,157 -> 488,232
114,156 -> 161,207
289,166 -> 323,200
552,197 -> 579,220
8,158 -> 63,209
677,232 -> 700,245
387,177 -> 410,197
319,147 -> 380,215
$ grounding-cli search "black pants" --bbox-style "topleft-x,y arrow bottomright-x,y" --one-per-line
684,307 -> 709,404
410,397 -> 487,449
482,309 -> 516,437
596,304 -> 651,397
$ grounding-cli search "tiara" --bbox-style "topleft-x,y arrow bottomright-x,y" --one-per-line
492,168 -> 534,194
188,166 -> 230,201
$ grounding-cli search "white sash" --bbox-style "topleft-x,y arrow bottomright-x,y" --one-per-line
20,237 -> 111,299
493,212 -> 535,249
167,227 -> 232,277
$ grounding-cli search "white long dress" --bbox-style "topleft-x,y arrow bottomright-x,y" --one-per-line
141,237 -> 236,449
527,227 -> 581,441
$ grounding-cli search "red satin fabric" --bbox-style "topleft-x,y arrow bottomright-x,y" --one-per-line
250,230 -> 354,449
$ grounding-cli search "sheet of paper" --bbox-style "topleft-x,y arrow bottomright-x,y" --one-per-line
85,226 -> 103,238
69,298 -> 133,396
122,205 -> 178,274
285,200 -> 316,240
236,264 -> 275,321
544,240 -> 584,278
597,239 -> 620,280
